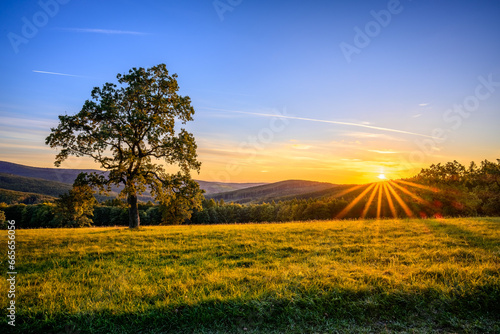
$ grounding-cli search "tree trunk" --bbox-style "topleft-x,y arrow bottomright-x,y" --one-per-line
128,193 -> 140,228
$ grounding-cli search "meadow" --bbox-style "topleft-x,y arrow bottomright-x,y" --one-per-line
1,218 -> 499,333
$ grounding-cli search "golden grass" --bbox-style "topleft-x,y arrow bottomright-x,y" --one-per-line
1,217 -> 499,333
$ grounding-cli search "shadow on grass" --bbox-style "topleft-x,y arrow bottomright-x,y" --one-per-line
423,219 -> 499,252
6,287 -> 500,334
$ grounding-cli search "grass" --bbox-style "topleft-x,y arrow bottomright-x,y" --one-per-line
1,217 -> 499,333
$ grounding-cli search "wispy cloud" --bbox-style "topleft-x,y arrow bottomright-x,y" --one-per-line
412,113 -> 422,118
368,150 -> 399,154
0,142 -> 52,151
343,132 -> 407,142
419,103 -> 430,107
203,107 -> 436,139
33,70 -> 81,77
59,28 -> 147,35
0,116 -> 55,129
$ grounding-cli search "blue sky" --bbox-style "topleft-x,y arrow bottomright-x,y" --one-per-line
1,0 -> 500,183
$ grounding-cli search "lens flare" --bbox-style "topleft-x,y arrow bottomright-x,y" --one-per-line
332,177 -> 441,220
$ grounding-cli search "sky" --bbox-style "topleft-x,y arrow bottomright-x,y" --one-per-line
1,0 -> 499,184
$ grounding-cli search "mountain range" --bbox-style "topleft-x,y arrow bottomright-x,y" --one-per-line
0,161 -> 348,205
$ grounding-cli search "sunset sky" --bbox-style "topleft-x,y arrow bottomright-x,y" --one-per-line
1,0 -> 499,184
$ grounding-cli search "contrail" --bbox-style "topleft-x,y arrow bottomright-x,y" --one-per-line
58,28 -> 146,35
33,70 -> 81,77
202,107 -> 437,139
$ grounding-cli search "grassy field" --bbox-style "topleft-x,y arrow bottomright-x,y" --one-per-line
1,218 -> 499,333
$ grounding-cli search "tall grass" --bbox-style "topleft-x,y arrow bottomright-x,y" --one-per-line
1,218 -> 499,333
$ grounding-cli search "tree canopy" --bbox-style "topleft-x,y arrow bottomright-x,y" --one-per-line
46,64 -> 202,228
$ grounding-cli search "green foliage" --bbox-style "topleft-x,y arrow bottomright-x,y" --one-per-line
189,197 -> 349,224
0,203 -> 56,229
46,64 -> 202,228
54,173 -> 97,227
159,175 -> 203,225
2,218 -> 499,333
102,198 -> 128,207
0,187 -> 56,204
93,206 -> 128,226
413,159 -> 500,216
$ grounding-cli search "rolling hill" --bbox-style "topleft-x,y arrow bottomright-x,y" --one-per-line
0,188 -> 57,204
0,161 -> 104,185
0,161 -> 266,201
0,161 -> 357,204
0,173 -> 123,204
0,172 -> 72,197
206,180 -> 343,204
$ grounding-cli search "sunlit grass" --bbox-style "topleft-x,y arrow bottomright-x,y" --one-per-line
1,218 -> 499,333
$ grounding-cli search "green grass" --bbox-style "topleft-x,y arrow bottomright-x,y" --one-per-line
1,218 -> 499,333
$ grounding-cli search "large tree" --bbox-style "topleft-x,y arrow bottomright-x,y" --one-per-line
46,64 -> 202,228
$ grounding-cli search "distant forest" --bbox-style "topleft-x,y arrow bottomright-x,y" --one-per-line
1,159 -> 499,229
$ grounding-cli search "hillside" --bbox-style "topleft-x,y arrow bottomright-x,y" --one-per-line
0,161 -> 264,195
0,162 -> 359,204
0,172 -> 72,198
0,161 -> 104,184
206,179 -> 340,204
0,188 -> 57,204
197,180 -> 266,194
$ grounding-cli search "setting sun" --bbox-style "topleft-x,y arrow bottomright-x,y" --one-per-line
378,174 -> 387,180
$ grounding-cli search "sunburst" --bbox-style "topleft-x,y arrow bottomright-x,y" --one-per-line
332,177 -> 440,220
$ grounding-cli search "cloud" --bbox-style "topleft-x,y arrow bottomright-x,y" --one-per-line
419,103 -> 430,107
368,150 -> 399,154
412,114 -> 422,118
203,107 -> 436,139
0,116 -> 55,129
0,142 -> 52,151
59,28 -> 147,35
342,132 -> 407,142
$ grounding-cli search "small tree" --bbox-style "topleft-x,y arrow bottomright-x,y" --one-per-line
54,173 -> 97,227
46,64 -> 202,228
159,173 -> 204,225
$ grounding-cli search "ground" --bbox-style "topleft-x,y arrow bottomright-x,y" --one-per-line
1,218 -> 499,333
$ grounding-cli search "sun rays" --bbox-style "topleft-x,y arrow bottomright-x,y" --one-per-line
334,178 -> 439,220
